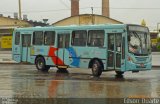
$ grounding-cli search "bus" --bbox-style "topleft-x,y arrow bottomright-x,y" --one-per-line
12,24 -> 152,77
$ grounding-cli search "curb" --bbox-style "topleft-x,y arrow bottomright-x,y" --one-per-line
0,62 -> 18,64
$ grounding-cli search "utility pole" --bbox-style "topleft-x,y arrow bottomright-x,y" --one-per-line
19,0 -> 22,20
91,7 -> 94,24
91,7 -> 93,15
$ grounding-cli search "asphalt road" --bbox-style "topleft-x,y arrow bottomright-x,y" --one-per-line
0,64 -> 160,104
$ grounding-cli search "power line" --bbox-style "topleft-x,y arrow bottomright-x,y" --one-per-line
1,7 -> 160,14
0,9 -> 71,14
111,7 -> 160,10
93,6 -> 160,10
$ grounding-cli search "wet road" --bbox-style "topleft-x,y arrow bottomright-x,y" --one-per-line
0,64 -> 160,104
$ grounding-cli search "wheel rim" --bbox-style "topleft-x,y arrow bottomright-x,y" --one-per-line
92,61 -> 99,74
93,63 -> 98,72
37,59 -> 43,69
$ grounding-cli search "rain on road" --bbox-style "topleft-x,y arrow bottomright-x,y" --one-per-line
0,64 -> 160,104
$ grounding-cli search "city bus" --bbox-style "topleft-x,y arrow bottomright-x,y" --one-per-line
12,24 -> 152,77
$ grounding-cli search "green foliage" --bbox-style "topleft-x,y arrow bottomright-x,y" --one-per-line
157,38 -> 160,42
157,44 -> 160,51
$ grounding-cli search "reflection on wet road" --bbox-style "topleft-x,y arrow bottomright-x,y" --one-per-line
0,65 -> 160,99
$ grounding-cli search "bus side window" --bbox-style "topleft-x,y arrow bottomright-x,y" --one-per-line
122,37 -> 125,59
116,34 -> 122,52
58,36 -> 63,48
88,30 -> 104,47
71,30 -> 87,46
15,32 -> 20,45
71,31 -> 75,45
44,31 -> 55,45
108,34 -> 114,50
33,31 -> 43,45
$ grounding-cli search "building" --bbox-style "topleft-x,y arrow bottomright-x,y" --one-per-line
52,14 -> 122,26
0,15 -> 48,51
0,16 -> 32,51
52,0 -> 122,26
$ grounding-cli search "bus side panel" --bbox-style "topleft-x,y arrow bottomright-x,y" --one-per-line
30,46 -> 57,66
68,47 -> 106,69
30,55 -> 36,64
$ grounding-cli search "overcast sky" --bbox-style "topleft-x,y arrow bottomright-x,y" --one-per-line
0,0 -> 160,30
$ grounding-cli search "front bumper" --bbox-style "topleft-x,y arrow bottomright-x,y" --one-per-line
126,61 -> 152,71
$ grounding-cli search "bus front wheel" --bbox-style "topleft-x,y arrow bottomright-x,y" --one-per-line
91,60 -> 102,77
115,71 -> 124,76
35,57 -> 50,72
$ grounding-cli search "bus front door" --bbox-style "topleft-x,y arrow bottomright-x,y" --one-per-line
21,34 -> 31,62
57,33 -> 70,66
107,33 -> 122,70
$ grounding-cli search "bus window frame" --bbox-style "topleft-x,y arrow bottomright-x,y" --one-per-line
33,31 -> 44,46
71,30 -> 87,46
87,30 -> 105,47
44,31 -> 55,46
15,32 -> 20,45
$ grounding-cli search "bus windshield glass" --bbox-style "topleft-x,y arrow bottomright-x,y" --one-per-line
128,26 -> 151,55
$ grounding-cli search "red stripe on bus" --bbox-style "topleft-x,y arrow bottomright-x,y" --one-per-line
48,47 -> 64,65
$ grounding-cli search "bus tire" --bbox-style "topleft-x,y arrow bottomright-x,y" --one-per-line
91,60 -> 102,77
35,57 -> 50,72
45,65 -> 51,71
115,71 -> 124,76
57,68 -> 68,73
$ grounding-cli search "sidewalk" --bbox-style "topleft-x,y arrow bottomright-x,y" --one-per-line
152,52 -> 160,67
152,52 -> 160,55
0,53 -> 17,64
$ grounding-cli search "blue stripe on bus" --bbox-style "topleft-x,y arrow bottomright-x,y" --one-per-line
67,47 -> 80,67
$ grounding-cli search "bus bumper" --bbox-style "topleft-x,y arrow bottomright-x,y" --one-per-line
126,62 -> 152,71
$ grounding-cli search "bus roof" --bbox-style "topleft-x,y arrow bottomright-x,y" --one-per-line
14,24 -> 146,32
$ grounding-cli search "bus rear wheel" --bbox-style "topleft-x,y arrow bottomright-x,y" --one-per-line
35,57 -> 50,72
57,68 -> 68,73
91,60 -> 102,77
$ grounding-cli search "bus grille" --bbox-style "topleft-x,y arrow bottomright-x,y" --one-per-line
135,57 -> 147,62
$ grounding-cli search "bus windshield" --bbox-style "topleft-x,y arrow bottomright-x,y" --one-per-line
128,26 -> 151,55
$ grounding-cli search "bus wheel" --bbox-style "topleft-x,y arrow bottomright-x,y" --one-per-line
57,68 -> 68,73
45,65 -> 50,71
91,60 -> 102,77
115,71 -> 124,77
35,57 -> 49,72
